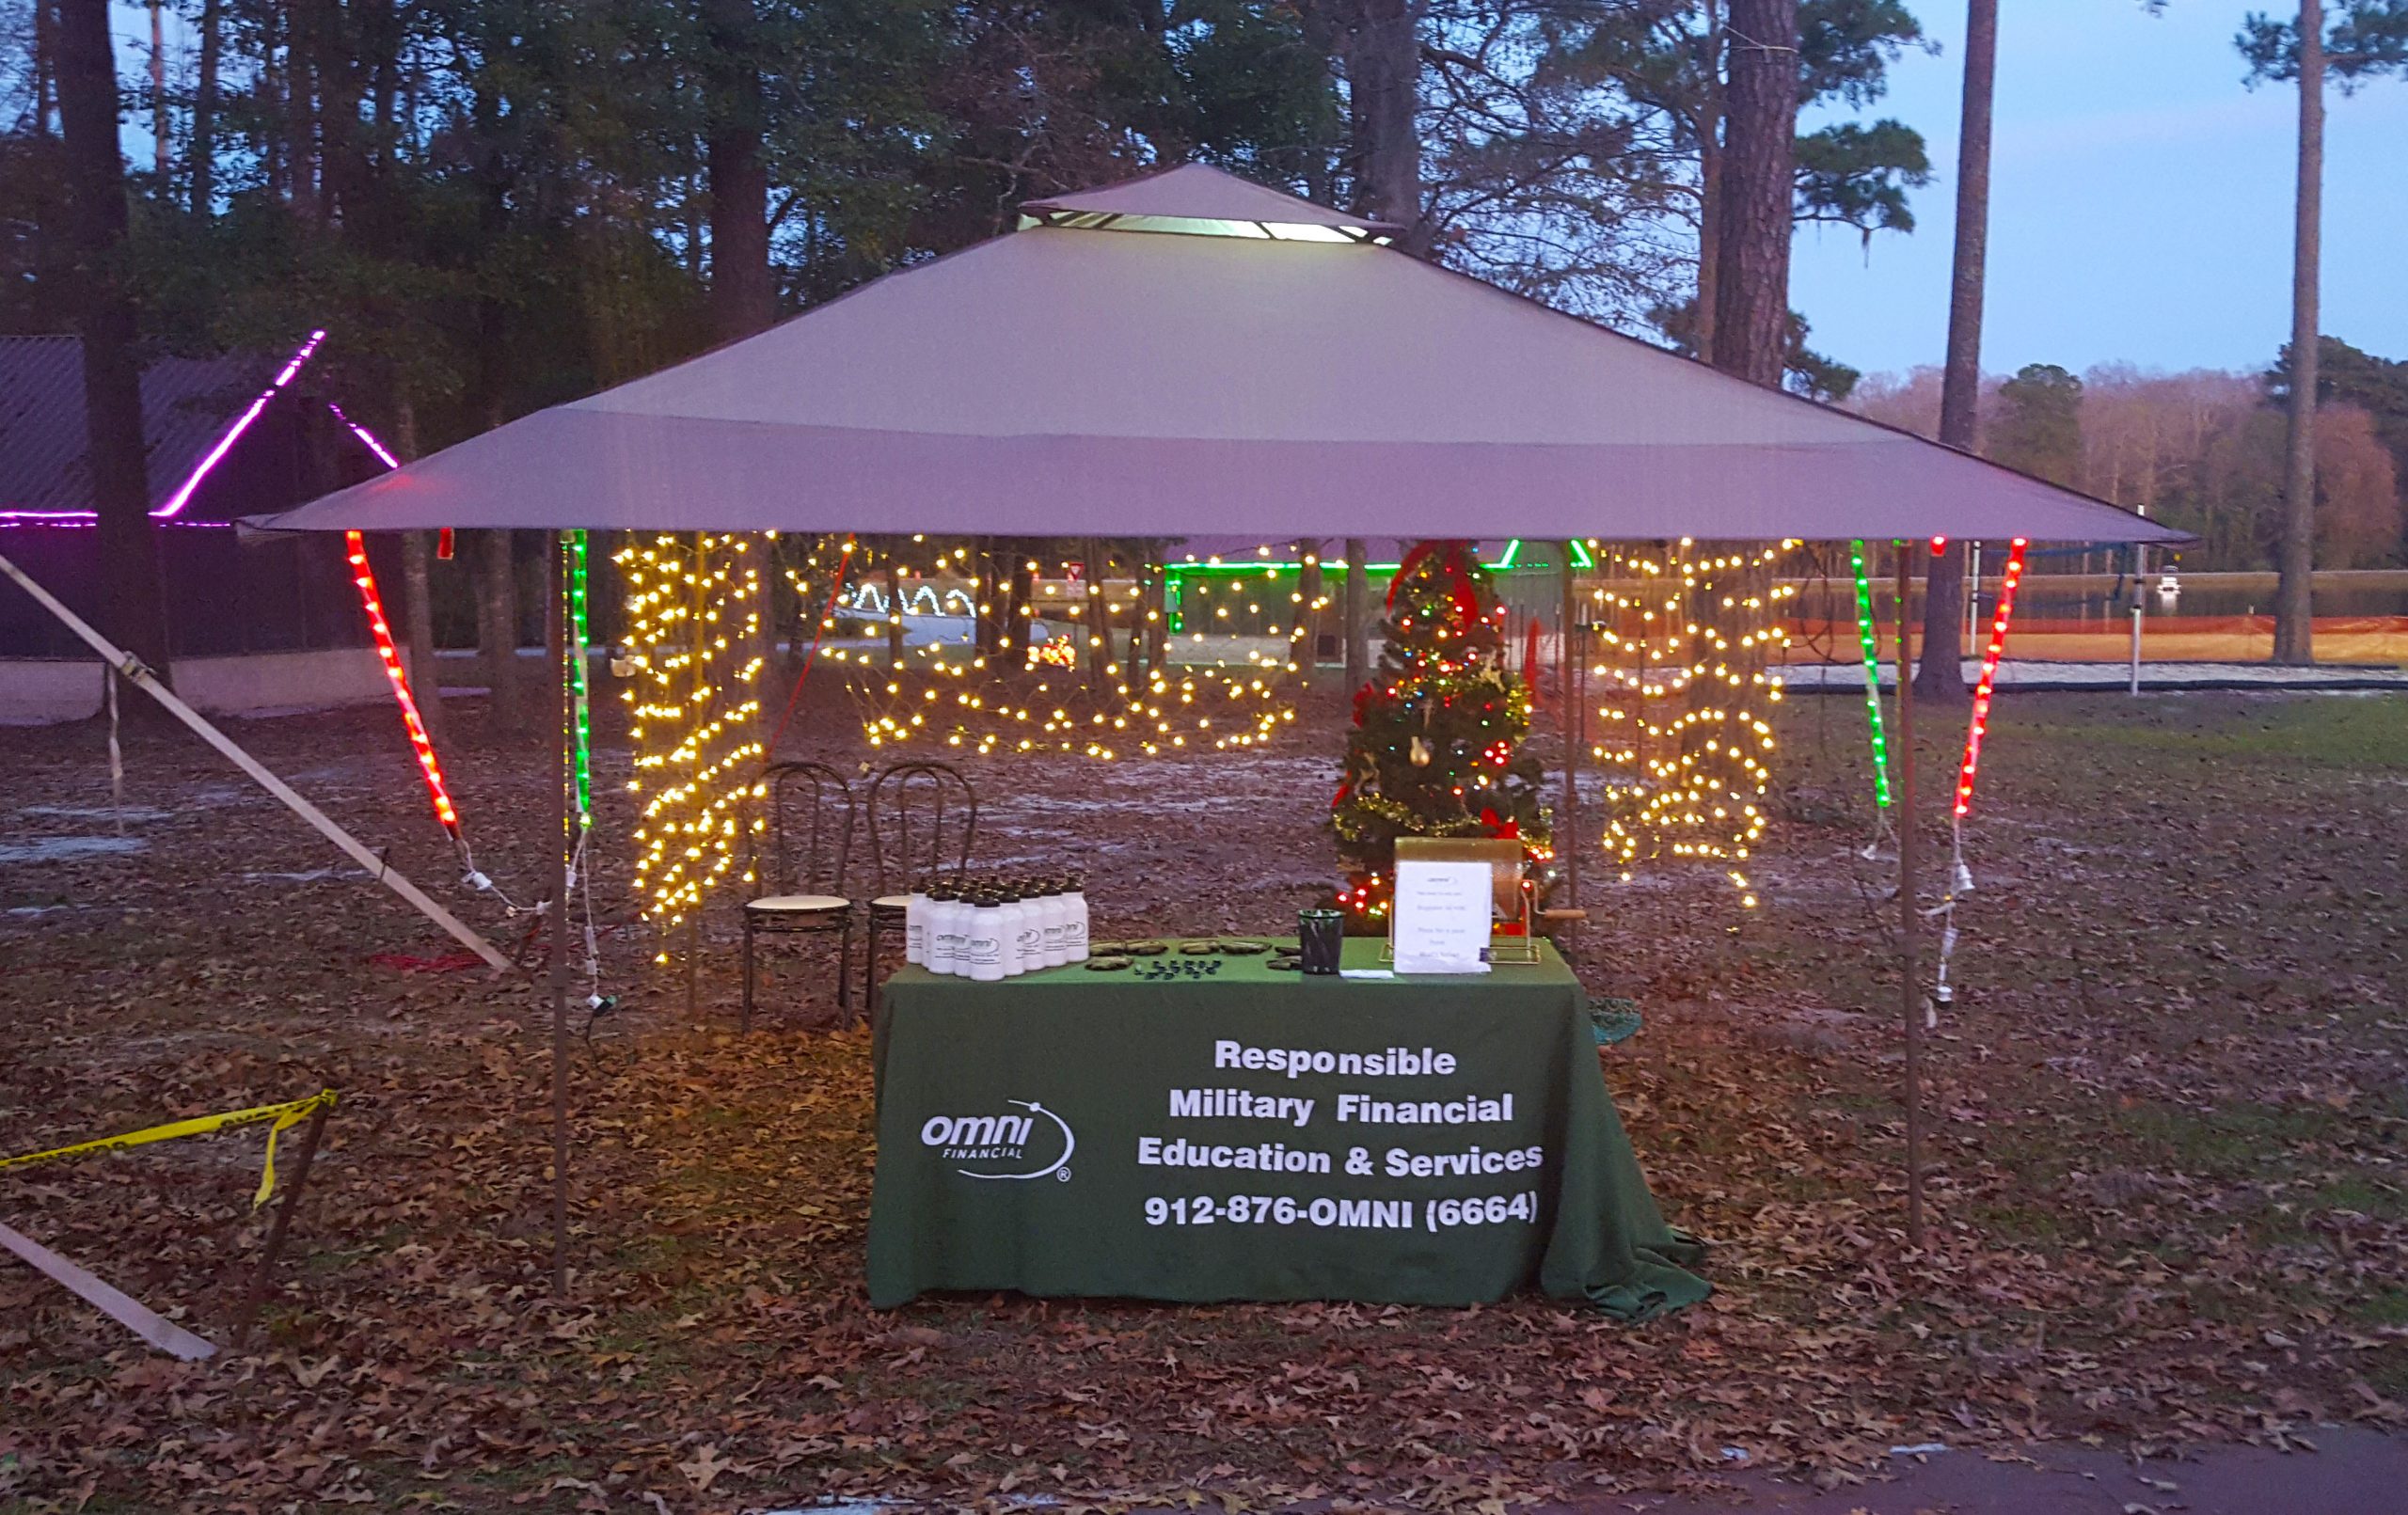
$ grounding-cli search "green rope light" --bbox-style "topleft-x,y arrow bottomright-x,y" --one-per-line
1849,540 -> 1893,809
566,529 -> 593,831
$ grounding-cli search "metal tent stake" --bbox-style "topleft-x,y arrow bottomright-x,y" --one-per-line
232,1100 -> 329,1347
0,551 -> 514,974
1894,549 -> 1925,1251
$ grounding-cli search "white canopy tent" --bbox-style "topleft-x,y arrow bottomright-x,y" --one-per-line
234,164 -> 2193,1272
255,165 -> 2181,546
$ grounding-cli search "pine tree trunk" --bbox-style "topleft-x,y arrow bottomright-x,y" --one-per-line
1914,0 -> 1998,703
404,530 -> 446,746
705,0 -> 773,343
884,560 -> 905,669
1007,548 -> 1036,665
285,0 -> 317,221
1343,539 -> 1369,693
1143,547 -> 1166,677
1711,0 -> 1797,389
1081,539 -> 1111,696
148,0 -> 166,178
313,0 -> 366,229
190,0 -> 219,214
1701,0 -> 1798,760
1345,0 -> 1421,244
1692,0 -> 1724,365
393,400 -> 447,750
1295,541 -> 1323,693
33,0 -> 56,136
58,0 -> 173,693
478,530 -> 522,734
2273,0 -> 2321,665
974,544 -> 1005,657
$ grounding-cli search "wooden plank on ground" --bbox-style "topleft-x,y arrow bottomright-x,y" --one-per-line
0,1218 -> 218,1361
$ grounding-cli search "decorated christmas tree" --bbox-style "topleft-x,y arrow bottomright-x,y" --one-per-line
1332,541 -> 1552,920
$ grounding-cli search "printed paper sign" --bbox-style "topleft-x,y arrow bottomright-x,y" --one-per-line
1392,859 -> 1493,974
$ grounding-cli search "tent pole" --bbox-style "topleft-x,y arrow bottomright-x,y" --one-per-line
547,534 -> 572,1295
1893,546 -> 1925,1251
686,532 -> 705,1019
0,550 -> 514,974
1559,544 -> 1579,918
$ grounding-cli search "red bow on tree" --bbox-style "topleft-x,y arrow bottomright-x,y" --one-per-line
1387,540 -> 1481,627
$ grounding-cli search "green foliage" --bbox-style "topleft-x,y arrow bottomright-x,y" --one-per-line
1330,542 -> 1549,915
1794,118 -> 1929,237
0,0 -> 1342,450
1991,362 -> 2084,486
1422,0 -> 1930,325
2268,335 -> 2408,483
1650,299 -> 1861,401
2239,0 -> 2408,86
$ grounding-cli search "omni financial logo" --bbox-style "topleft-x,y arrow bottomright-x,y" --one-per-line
919,1099 -> 1075,1181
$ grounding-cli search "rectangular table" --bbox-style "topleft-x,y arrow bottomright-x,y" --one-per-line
867,939 -> 1707,1319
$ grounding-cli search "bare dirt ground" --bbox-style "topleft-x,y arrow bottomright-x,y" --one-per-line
1,683 -> 2403,1513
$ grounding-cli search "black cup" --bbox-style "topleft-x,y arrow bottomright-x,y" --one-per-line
1298,908 -> 1344,975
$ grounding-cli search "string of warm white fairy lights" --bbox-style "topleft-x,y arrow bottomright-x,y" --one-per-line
616,533 -> 765,940
1587,537 -> 1799,907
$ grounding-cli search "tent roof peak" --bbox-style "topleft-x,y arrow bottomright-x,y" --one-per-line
1019,164 -> 1399,241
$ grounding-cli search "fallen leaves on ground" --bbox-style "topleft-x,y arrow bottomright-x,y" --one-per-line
0,687 -> 2402,1511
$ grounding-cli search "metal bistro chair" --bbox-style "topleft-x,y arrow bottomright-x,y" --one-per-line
742,761 -> 860,1031
863,761 -> 977,1019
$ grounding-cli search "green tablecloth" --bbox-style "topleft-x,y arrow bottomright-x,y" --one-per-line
867,939 -> 1708,1319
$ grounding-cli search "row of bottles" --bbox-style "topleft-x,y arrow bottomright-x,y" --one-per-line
907,875 -> 1088,981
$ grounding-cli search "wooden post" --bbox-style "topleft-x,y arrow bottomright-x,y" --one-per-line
3,1221 -> 217,1361
232,1102 -> 328,1346
1893,546 -> 1924,1251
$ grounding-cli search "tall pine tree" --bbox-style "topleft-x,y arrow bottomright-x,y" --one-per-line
1332,542 -> 1550,919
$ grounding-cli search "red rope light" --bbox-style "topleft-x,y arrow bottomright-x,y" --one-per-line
345,529 -> 462,838
1954,538 -> 2028,818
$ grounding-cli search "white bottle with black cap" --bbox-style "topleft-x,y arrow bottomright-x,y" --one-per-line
1062,873 -> 1089,963
1035,877 -> 1070,969
1004,886 -> 1044,976
965,891 -> 1006,983
927,885 -> 965,975
905,880 -> 931,966
950,883 -> 985,976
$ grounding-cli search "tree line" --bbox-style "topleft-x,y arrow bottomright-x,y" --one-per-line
1853,336 -> 2408,574
6,0 -> 1932,715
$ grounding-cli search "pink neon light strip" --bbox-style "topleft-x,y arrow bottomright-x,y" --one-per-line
344,528 -> 461,836
1953,538 -> 2028,818
0,329 -> 327,523
327,402 -> 401,468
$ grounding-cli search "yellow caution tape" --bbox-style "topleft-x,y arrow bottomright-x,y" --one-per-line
0,1090 -> 337,1208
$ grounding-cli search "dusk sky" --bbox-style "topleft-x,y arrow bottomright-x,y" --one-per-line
1792,0 -> 2408,382
109,2 -> 2401,386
